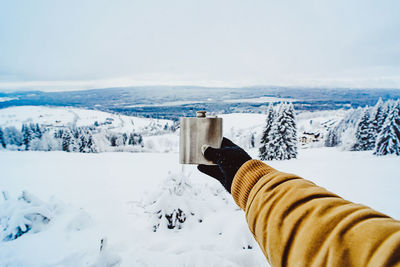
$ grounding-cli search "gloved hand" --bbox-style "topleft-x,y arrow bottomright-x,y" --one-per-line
197,137 -> 252,193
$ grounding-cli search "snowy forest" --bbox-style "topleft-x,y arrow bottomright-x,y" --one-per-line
0,98 -> 399,157
325,98 -> 400,156
0,123 -> 149,153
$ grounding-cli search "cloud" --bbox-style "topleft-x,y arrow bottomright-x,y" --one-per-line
1,73 -> 400,92
0,0 -> 399,90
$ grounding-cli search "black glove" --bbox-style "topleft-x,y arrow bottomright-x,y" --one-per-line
197,137 -> 251,193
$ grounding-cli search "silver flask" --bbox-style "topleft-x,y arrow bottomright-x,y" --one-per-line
180,111 -> 223,165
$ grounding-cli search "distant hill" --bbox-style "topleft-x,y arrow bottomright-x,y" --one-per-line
1,86 -> 399,120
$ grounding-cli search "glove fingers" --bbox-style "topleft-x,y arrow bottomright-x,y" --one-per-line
203,146 -> 221,163
197,164 -> 224,181
221,137 -> 237,148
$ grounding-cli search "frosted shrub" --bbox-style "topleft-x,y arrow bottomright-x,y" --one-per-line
140,170 -> 231,232
145,171 -> 192,231
0,191 -> 53,241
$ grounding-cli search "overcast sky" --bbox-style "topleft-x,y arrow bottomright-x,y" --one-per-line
1,0 -> 400,91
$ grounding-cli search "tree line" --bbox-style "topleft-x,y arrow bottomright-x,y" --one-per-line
0,123 -> 144,153
326,98 -> 400,156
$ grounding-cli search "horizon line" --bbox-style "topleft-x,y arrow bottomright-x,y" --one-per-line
1,78 -> 400,93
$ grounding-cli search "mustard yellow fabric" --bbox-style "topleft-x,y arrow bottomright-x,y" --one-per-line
231,160 -> 400,267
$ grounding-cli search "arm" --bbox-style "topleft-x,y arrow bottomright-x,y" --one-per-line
232,160 -> 400,267
198,138 -> 400,267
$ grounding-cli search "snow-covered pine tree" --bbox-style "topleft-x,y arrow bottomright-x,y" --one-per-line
70,128 -> 80,152
128,132 -> 143,146
0,127 -> 5,148
3,126 -> 23,147
122,133 -> 128,145
352,108 -> 375,151
374,100 -> 400,156
370,98 -> 386,135
54,129 -> 63,139
264,102 -> 298,160
325,129 -> 339,147
259,103 -> 275,160
86,132 -> 98,153
285,102 -> 298,158
109,134 -> 118,147
76,128 -> 98,153
78,128 -> 89,153
21,124 -> 33,150
32,123 -> 42,139
36,131 -> 60,151
138,134 -> 143,147
61,128 -> 75,152
384,100 -> 396,119
128,133 -> 135,145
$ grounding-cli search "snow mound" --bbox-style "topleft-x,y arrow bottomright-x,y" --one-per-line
0,191 -> 53,241
89,237 -> 122,267
139,170 -> 233,232
0,191 -> 95,243
0,105 -> 173,136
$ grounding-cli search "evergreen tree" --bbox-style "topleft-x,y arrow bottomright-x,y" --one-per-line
128,133 -> 135,145
86,132 -> 98,153
32,123 -> 42,139
22,124 -> 33,150
54,129 -> 64,139
122,133 -> 128,145
0,127 -> 5,148
325,129 -> 339,147
61,128 -> 74,152
128,132 -> 143,146
78,129 -> 89,153
285,102 -> 298,158
138,134 -> 143,147
110,135 -> 118,147
3,126 -> 23,147
371,98 -> 385,134
259,103 -> 276,160
71,128 -> 80,152
352,108 -> 374,151
365,98 -> 386,149
374,100 -> 400,156
76,128 -> 98,153
263,102 -> 298,160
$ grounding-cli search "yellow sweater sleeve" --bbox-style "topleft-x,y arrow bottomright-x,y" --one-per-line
231,160 -> 400,267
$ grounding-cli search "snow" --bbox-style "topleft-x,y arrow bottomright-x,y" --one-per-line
1,148 -> 399,266
124,100 -> 207,108
0,106 -> 344,150
223,96 -> 297,103
0,97 -> 18,103
0,106 -> 172,134
296,109 -> 346,133
219,113 -> 266,149
0,105 -> 399,265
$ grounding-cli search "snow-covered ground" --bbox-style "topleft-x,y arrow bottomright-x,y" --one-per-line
296,109 -> 346,133
1,148 -> 399,266
0,106 -> 346,153
0,106 -> 173,134
223,96 -> 297,103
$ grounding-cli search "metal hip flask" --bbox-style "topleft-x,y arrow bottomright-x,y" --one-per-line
180,111 -> 223,165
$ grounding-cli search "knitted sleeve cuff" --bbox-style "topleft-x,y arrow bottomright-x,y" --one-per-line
231,159 -> 278,210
